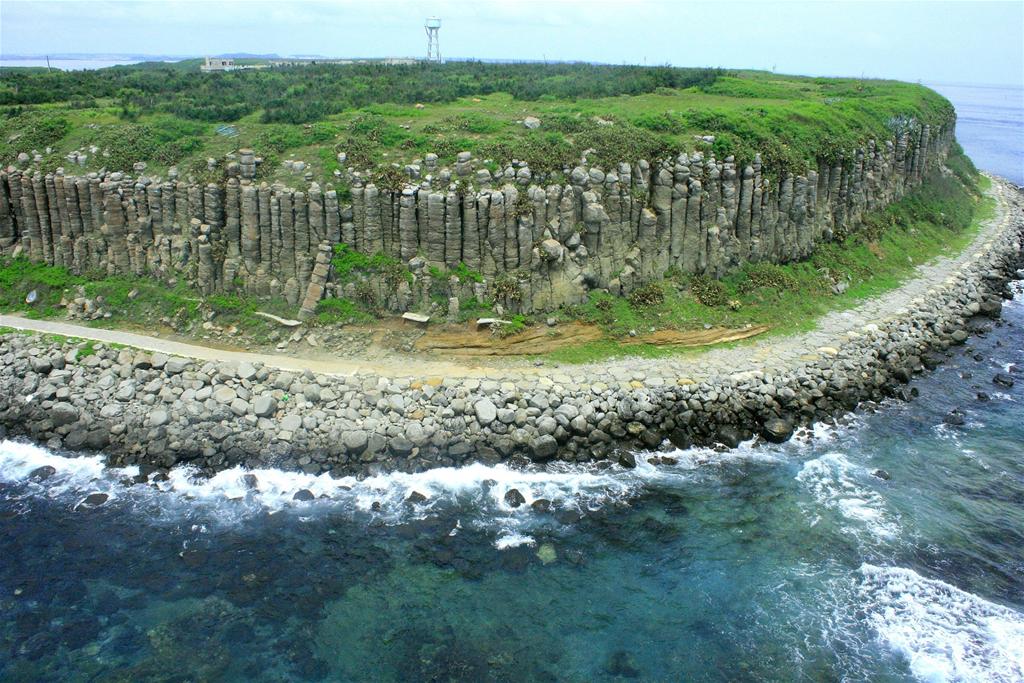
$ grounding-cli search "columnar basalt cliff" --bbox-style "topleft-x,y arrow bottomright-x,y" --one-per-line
0,121 -> 954,315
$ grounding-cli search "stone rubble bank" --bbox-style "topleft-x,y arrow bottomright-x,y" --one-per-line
1,182 -> 1021,478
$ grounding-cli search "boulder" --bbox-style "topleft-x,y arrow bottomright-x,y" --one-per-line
165,357 -> 191,374
530,434 -> 558,461
149,409 -> 170,427
51,402 -> 79,427
474,399 -> 497,426
253,395 -> 277,418
761,418 -> 794,443
716,425 -> 743,448
530,498 -> 552,513
504,488 -> 526,508
213,387 -> 237,404
343,430 -> 369,453
405,490 -> 428,505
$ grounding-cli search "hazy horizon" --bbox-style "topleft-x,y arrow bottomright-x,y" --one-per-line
1,0 -> 1022,88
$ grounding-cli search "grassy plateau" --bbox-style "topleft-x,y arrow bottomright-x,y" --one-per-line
1,62 -> 952,186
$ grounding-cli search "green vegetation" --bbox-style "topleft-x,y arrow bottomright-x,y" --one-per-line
330,243 -> 409,287
544,153 -> 989,363
315,298 -> 371,326
492,314 -> 529,339
1,62 -> 951,182
0,62 -> 720,123
0,257 -> 305,342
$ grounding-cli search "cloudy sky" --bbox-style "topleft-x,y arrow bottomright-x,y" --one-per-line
2,0 -> 1022,86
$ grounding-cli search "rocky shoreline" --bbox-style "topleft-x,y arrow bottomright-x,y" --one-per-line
1,182 -> 1022,479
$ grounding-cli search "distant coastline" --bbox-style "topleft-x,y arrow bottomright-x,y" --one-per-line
0,58 -> 145,70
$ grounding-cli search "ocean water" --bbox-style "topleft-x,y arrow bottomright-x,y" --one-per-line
1,286 -> 1022,681
927,82 -> 1024,185
0,59 -> 143,71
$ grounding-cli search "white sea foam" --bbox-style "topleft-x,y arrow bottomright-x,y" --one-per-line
859,564 -> 1024,682
0,435 -> 802,538
796,452 -> 900,541
494,532 -> 536,550
0,439 -> 681,528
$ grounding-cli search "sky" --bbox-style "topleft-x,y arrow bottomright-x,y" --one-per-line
1,0 -> 1022,86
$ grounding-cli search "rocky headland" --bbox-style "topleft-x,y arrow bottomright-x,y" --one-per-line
1,180 -> 1021,479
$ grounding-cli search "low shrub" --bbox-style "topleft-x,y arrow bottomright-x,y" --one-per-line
689,275 -> 728,307
628,282 -> 665,308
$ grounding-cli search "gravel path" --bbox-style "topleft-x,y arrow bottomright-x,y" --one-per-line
0,179 -> 1014,388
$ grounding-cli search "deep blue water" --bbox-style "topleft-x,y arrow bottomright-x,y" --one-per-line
927,82 -> 1024,185
1,291 -> 1022,682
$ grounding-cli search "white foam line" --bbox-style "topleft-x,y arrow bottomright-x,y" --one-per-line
1,431 -> 822,532
796,452 -> 900,541
859,564 -> 1024,682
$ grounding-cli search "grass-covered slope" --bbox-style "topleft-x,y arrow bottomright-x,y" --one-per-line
0,63 -> 952,185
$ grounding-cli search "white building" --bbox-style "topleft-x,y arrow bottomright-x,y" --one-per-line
201,57 -> 235,72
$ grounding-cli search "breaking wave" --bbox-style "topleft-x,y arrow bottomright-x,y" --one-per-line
858,564 -> 1024,682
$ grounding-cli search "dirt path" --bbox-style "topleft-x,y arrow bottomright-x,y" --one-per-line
1,179 -> 1015,383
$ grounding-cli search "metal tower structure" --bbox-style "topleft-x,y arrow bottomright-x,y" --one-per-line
425,17 -> 441,63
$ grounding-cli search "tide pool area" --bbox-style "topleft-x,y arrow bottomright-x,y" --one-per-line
1,285 -> 1022,681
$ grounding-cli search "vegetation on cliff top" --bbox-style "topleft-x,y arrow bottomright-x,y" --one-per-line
0,62 -> 952,182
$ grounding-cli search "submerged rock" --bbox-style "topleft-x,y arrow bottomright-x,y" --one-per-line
536,543 -> 557,565
943,409 -> 966,426
503,488 -> 526,508
993,373 -> 1014,388
29,465 -> 57,480
405,490 -> 428,505
80,492 -> 109,507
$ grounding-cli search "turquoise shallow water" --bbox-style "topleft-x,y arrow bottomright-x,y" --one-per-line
0,284 -> 1022,681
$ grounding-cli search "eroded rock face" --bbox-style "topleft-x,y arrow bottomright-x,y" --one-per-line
0,119 -> 954,315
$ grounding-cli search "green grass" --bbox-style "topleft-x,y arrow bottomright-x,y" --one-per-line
315,298 -> 371,325
1,67 -> 951,185
0,257 -> 303,343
